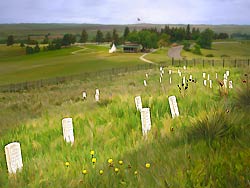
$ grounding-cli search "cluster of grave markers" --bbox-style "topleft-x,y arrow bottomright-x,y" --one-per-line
135,95 -> 179,136
4,88 -> 102,174
4,67 -> 235,174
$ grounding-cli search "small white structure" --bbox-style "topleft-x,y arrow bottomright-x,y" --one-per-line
168,96 -> 179,118
169,77 -> 172,84
144,80 -> 147,86
140,108 -> 151,136
160,77 -> 162,83
209,80 -> 212,88
203,80 -> 207,86
95,89 -> 100,102
109,43 -> 117,53
189,75 -> 192,80
135,96 -> 142,111
226,70 -> 230,77
169,70 -> 172,75
5,142 -> 23,174
62,118 -> 74,145
224,73 -> 228,80
183,77 -> 186,85
203,72 -> 206,78
207,74 -> 210,80
216,73 -> 218,79
145,73 -> 148,78
82,91 -> 87,99
229,80 -> 233,89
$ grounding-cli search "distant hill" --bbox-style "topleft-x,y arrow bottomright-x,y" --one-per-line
1,23 -> 250,41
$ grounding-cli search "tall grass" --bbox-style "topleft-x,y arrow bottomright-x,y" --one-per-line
0,67 -> 249,187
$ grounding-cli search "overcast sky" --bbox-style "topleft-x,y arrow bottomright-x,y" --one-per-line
0,0 -> 249,24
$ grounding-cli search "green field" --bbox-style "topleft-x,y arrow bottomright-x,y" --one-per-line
0,44 -> 144,85
0,64 -> 249,187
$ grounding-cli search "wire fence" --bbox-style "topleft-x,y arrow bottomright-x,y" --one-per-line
0,58 -> 249,92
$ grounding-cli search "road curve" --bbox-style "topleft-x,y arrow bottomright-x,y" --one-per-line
139,49 -> 158,65
168,45 -> 183,59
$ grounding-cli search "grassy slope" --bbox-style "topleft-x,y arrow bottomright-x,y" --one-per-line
0,66 -> 249,187
0,44 -> 143,84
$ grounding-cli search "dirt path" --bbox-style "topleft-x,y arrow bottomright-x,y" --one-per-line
168,45 -> 183,59
139,49 -> 158,65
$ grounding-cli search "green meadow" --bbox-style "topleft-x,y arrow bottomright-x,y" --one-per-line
0,63 -> 249,187
0,42 -> 250,187
0,44 -> 143,85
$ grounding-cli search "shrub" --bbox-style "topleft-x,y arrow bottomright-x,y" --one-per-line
206,54 -> 214,57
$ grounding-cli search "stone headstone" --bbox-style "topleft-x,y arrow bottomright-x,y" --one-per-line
223,79 -> 227,88
82,91 -> 87,99
168,96 -> 179,118
224,74 -> 227,80
5,142 -> 23,174
203,72 -> 206,78
144,80 -> 147,86
95,94 -> 99,102
140,108 -> 151,136
203,80 -> 207,86
183,77 -> 186,85
95,89 -> 100,95
229,80 -> 233,89
62,118 -> 74,145
134,96 -> 142,111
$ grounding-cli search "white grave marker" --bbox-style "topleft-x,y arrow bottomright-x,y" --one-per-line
209,80 -> 212,88
140,108 -> 151,136
183,66 -> 186,70
135,96 -> 142,111
5,142 -> 23,174
183,77 -> 186,85
216,73 -> 218,79
168,96 -> 179,118
178,71 -> 182,77
203,80 -> 207,86
62,118 -> 74,145
223,79 -> 227,88
207,74 -> 210,80
144,80 -> 147,86
82,91 -> 87,99
169,77 -> 172,84
162,70 -> 164,74
160,77 -> 162,83
95,89 -> 100,95
224,74 -> 227,80
226,70 -> 230,77
189,75 -> 192,80
169,70 -> 172,75
145,73 -> 148,78
229,80 -> 233,89
160,67 -> 163,71
95,94 -> 99,102
203,72 -> 206,78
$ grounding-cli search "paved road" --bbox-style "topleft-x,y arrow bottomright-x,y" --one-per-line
168,45 -> 183,59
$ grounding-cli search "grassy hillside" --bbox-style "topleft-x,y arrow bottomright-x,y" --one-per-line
0,65 -> 249,187
0,44 -> 143,85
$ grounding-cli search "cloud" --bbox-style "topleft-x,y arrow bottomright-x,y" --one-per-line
0,0 -> 249,24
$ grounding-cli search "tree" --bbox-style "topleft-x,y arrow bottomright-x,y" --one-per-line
157,33 -> 170,48
191,28 -> 201,40
186,24 -> 191,40
123,26 -> 130,39
62,34 -> 76,46
127,30 -> 139,43
7,35 -> 14,46
20,42 -> 25,48
112,29 -> 119,45
105,32 -> 112,42
79,29 -> 88,43
192,44 -> 202,55
95,30 -> 104,43
197,28 -> 214,49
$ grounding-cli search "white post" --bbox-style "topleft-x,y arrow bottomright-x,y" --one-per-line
229,80 -> 233,89
135,96 -> 142,111
209,80 -> 212,88
144,80 -> 147,86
